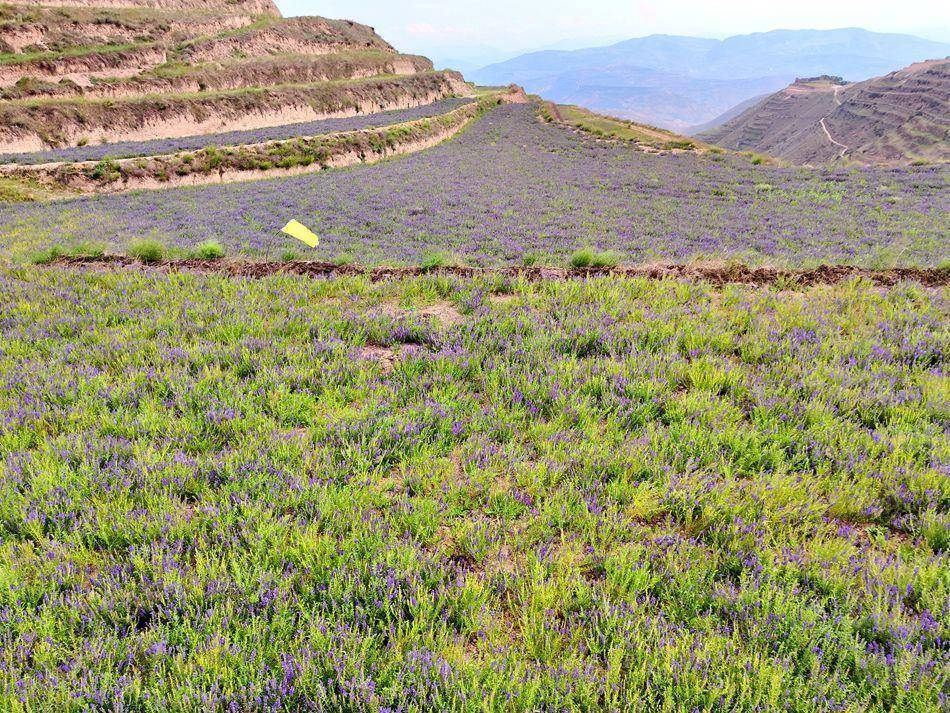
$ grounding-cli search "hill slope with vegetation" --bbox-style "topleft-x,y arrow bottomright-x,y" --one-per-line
700,60 -> 950,165
0,0 -> 475,192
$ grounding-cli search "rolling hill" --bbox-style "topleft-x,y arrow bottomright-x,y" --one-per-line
470,29 -> 950,130
699,59 -> 950,165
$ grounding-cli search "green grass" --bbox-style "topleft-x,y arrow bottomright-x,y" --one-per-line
0,268 -> 945,710
419,250 -> 455,271
547,103 -> 702,151
127,238 -> 167,263
187,239 -> 226,260
29,241 -> 105,264
570,247 -> 622,268
0,176 -> 65,204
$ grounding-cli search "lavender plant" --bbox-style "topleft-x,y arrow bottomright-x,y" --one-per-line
0,106 -> 945,267
0,267 -> 946,710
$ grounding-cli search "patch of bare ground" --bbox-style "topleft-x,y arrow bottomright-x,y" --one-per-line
281,427 -> 310,440
45,256 -> 950,288
357,344 -> 410,373
418,301 -> 463,326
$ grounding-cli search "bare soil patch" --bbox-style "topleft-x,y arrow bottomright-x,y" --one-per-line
358,345 -> 408,373
418,301 -> 463,326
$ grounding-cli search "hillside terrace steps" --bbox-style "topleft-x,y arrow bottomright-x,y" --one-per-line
0,0 -> 474,155
0,0 -> 281,15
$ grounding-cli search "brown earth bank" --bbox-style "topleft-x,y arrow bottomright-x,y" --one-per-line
1,1 -> 280,15
0,71 -> 471,151
0,9 -> 256,54
0,54 -> 434,101
43,256 -> 950,287
0,46 -> 168,88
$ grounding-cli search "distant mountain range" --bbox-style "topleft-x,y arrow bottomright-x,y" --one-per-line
698,60 -> 950,165
470,28 -> 950,131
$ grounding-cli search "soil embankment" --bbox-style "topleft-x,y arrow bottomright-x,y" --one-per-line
46,256 -> 950,288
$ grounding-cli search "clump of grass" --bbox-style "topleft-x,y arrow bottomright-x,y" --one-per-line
30,242 -> 104,264
30,245 -> 64,265
188,240 -> 226,260
521,252 -> 539,267
420,251 -> 451,271
128,239 -> 166,264
570,248 -> 596,268
70,241 -> 105,258
332,253 -> 356,266
570,248 -> 621,268
279,249 -> 299,262
590,250 -> 621,268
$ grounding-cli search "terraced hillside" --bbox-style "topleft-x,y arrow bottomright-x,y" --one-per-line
700,60 -> 950,165
0,0 -> 475,192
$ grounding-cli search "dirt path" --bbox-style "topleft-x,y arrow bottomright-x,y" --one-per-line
819,87 -> 849,160
41,256 -> 949,288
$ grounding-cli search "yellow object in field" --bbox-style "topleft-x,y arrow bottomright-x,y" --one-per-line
281,219 -> 319,248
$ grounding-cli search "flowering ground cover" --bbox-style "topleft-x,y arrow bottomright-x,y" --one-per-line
0,99 -> 474,166
0,266 -> 946,710
0,105 -> 946,267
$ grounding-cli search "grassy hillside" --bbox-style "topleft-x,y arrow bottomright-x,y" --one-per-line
2,105 -> 945,267
0,7 -> 946,712
700,62 -> 950,166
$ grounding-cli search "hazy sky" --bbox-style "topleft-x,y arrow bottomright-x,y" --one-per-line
276,0 -> 950,66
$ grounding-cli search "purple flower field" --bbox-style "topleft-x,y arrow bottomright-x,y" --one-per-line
0,268 -> 946,709
0,98 -> 474,166
2,105 -> 947,266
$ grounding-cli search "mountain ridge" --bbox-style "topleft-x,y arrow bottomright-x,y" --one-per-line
698,59 -> 950,165
471,28 -> 950,129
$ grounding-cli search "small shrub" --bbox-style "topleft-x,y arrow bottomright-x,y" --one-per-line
88,159 -> 121,182
69,241 -> 105,258
570,248 -> 596,268
571,247 -> 621,269
128,239 -> 166,263
420,251 -> 450,271
188,240 -> 226,260
31,246 -> 64,265
590,250 -> 621,268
